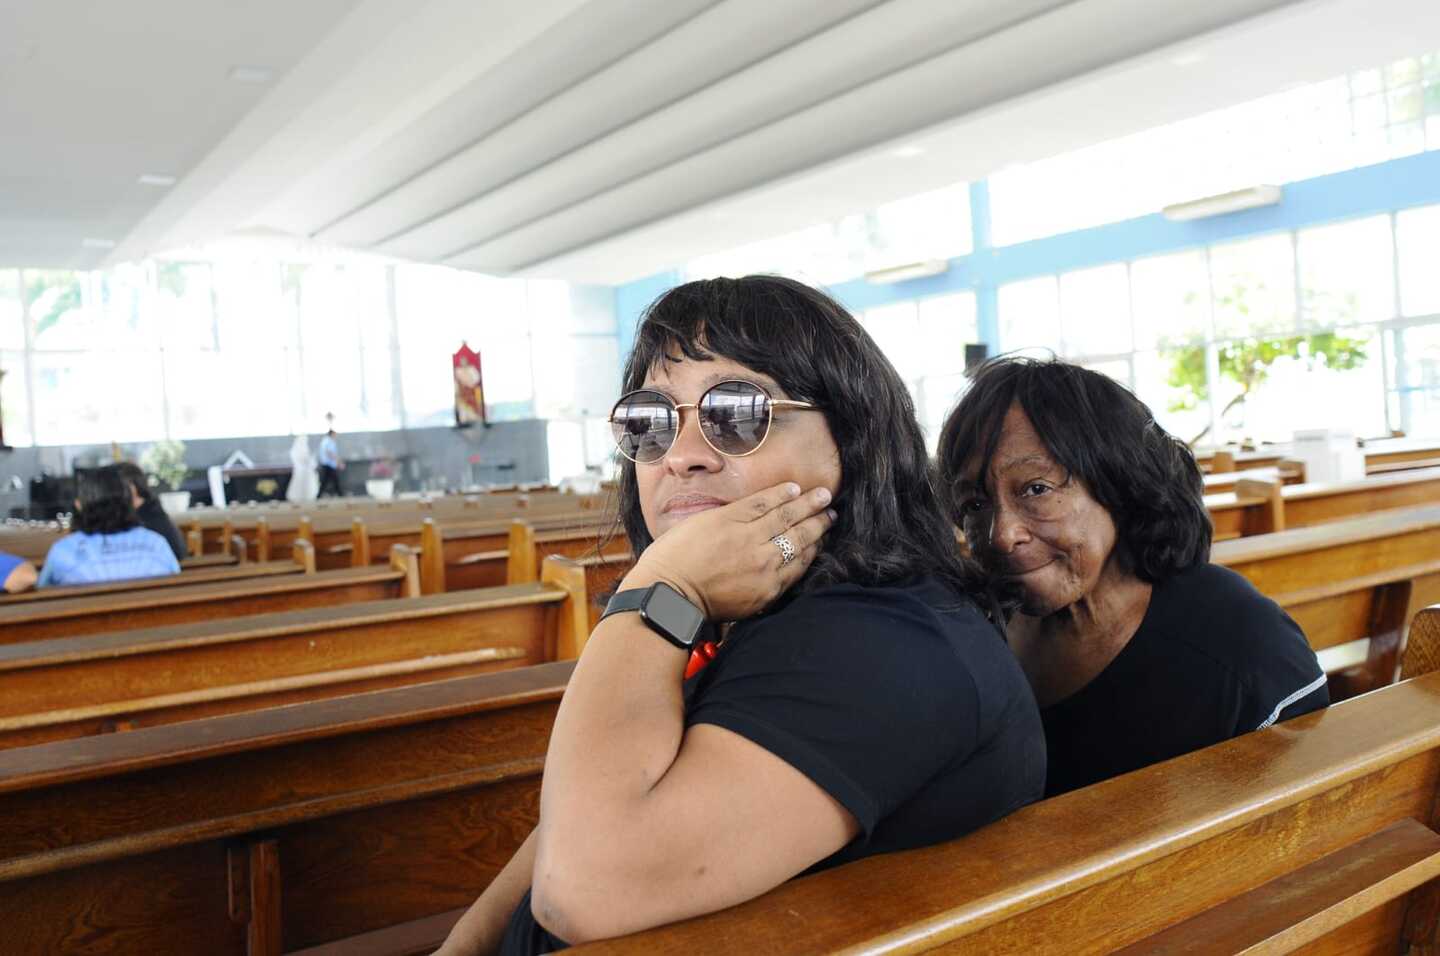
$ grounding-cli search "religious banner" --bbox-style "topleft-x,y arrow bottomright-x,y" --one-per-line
453,342 -> 487,427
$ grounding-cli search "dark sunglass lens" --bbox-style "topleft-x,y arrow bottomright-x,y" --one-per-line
610,392 -> 677,462
700,382 -> 770,455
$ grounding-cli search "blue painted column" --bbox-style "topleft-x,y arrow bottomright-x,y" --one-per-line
969,180 -> 1000,353
614,270 -> 682,370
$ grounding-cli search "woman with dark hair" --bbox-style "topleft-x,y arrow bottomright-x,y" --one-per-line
438,277 -> 1044,955
116,461 -> 188,561
936,357 -> 1327,797
38,465 -> 180,587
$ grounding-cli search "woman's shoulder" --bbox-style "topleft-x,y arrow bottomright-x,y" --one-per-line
1150,564 -> 1309,667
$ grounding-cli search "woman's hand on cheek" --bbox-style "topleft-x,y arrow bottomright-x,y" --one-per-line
626,482 -> 836,622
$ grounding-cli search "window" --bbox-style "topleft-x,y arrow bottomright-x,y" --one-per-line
1297,216 -> 1395,327
0,270 -> 26,350
30,351 -> 167,445
0,353 -> 30,447
1209,234 -> 1297,340
1131,251 -> 1211,349
1398,204 -> 1440,317
998,277 -> 1060,353
1059,264 -> 1131,356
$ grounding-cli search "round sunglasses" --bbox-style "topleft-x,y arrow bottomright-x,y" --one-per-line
609,380 -> 821,464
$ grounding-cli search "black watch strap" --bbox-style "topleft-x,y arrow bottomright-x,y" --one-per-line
601,588 -> 647,619
601,583 -> 706,650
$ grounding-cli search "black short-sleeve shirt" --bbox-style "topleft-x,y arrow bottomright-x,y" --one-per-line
500,575 -> 1045,953
1041,563 -> 1329,797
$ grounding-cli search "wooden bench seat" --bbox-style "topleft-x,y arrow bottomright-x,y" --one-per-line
0,541 -> 314,606
593,668 -> 1440,954
0,557 -> 587,749
13,652 -> 1440,953
415,517 -> 624,595
0,660 -> 574,955
0,547 -> 420,645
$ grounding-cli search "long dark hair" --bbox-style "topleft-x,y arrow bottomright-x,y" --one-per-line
75,465 -> 141,535
615,275 -> 983,604
936,356 -> 1211,584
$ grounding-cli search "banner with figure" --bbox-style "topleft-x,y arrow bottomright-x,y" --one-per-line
453,342 -> 487,427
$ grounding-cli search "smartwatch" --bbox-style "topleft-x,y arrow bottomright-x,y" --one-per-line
600,582 -> 707,650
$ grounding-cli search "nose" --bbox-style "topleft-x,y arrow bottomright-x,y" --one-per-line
662,407 -> 723,476
987,504 -> 1031,556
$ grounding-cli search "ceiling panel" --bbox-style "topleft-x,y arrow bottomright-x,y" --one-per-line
6,0 -> 1436,284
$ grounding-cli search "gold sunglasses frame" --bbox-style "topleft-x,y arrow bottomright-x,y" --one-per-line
608,379 -> 820,464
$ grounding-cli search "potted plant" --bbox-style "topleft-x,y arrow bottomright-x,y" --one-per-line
140,440 -> 191,515
366,458 -> 397,500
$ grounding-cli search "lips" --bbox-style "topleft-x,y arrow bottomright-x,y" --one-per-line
1000,558 -> 1055,578
661,493 -> 729,516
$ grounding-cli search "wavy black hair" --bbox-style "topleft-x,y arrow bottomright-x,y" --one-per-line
116,462 -> 153,504
936,356 -> 1210,584
75,465 -> 141,535
614,275 -> 983,605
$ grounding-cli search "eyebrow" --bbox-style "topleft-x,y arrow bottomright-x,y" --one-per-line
642,370 -> 782,401
956,453 -> 1057,493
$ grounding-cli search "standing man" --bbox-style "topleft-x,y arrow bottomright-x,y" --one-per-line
317,428 -> 344,497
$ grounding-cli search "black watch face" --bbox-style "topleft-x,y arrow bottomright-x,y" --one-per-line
644,583 -> 706,647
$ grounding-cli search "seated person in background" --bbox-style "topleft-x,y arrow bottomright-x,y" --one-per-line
117,462 -> 188,561
38,465 -> 181,588
937,357 -> 1327,797
438,276 -> 1044,955
0,550 -> 38,593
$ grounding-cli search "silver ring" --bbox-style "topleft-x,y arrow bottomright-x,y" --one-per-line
771,533 -> 796,567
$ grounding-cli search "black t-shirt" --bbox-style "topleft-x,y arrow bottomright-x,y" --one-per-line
500,576 -> 1045,954
1041,563 -> 1329,797
137,498 -> 187,561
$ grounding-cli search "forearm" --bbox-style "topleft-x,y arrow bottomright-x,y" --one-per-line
533,569 -> 692,893
435,828 -> 539,956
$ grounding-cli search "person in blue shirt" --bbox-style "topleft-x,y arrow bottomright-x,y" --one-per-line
317,429 -> 344,498
38,465 -> 181,588
0,550 -> 38,593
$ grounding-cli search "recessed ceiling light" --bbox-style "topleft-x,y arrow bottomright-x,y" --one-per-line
228,65 -> 273,84
137,173 -> 177,187
891,145 -> 926,159
81,238 -> 116,249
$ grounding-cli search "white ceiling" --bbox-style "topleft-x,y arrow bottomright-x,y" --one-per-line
4,0 -> 1440,281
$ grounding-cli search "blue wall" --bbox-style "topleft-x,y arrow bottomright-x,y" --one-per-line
615,149 -> 1440,357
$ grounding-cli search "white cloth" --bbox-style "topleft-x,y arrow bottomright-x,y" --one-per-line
287,435 -> 319,502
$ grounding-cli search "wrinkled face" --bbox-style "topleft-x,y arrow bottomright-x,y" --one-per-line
633,354 -> 842,539
954,405 -> 1119,616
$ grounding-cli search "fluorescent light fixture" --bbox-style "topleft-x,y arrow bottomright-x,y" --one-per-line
891,144 -> 926,159
137,173 -> 177,187
865,260 -> 948,284
81,237 -> 116,249
1162,185 -> 1282,222
228,65 -> 273,84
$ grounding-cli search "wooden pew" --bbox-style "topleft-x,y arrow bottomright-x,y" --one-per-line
0,557 -> 588,749
14,655 -> 1440,954
502,520 -> 632,630
1205,467 -> 1440,541
415,516 -> 622,595
1215,506 -> 1440,696
1199,461 -> 1304,495
0,661 -> 573,955
597,671 -> 1440,954
0,546 -> 421,645
0,541 -> 315,606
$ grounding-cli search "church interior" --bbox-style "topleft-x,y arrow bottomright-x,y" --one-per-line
4,0 -> 1440,952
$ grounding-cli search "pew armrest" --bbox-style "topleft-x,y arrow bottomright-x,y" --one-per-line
1112,818 -> 1440,955
390,545 -> 422,598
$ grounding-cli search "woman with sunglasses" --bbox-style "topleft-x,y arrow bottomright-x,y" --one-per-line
438,276 -> 1044,955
